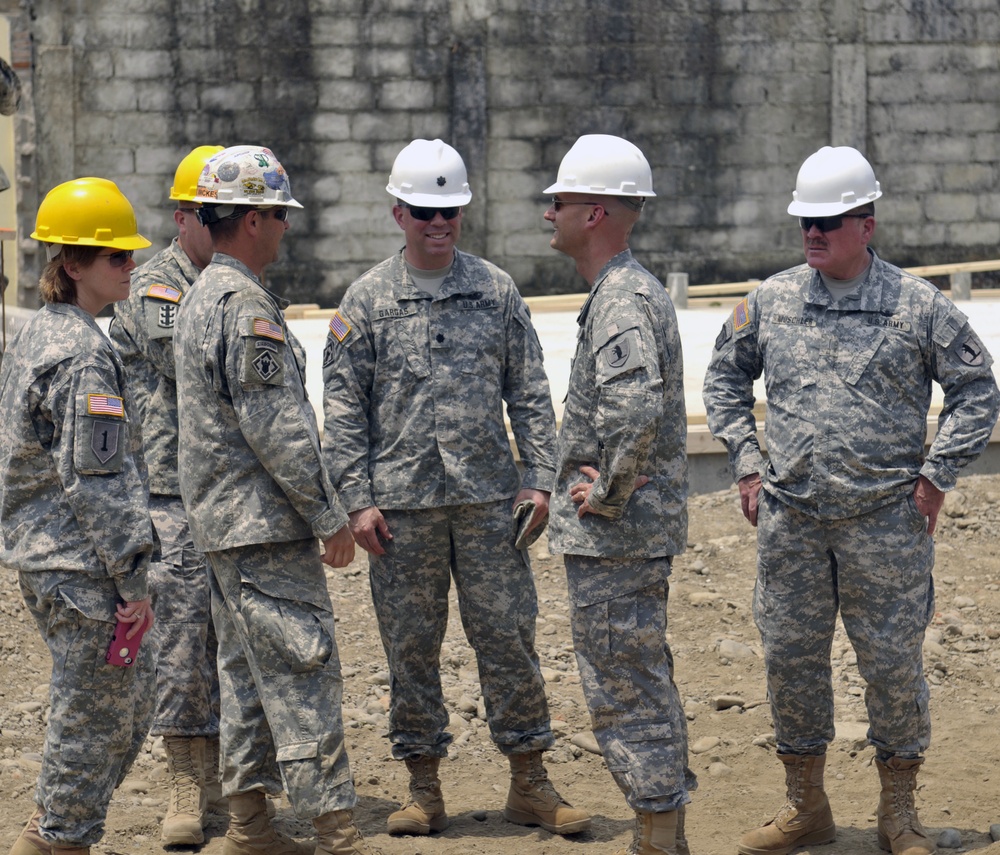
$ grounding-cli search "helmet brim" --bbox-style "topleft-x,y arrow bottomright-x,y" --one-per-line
387,187 -> 472,207
543,181 -> 656,198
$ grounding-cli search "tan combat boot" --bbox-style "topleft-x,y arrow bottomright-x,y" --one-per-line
9,807 -> 90,855
204,735 -> 230,816
614,810 -> 680,855
386,756 -> 449,835
875,757 -> 937,855
222,790 -> 311,855
162,735 -> 207,846
313,809 -> 384,854
676,805 -> 691,855
503,750 -> 592,834
737,752 -> 836,855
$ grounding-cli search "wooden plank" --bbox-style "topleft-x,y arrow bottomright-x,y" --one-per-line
904,259 -> 1000,278
282,303 -> 320,319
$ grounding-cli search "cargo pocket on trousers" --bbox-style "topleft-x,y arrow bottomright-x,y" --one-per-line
240,586 -> 335,677
60,739 -> 104,770
275,740 -> 320,763
603,721 -> 678,799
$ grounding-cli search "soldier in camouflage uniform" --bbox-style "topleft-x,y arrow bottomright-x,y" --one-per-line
1,178 -> 155,855
322,138 -> 590,839
542,135 -> 696,855
108,145 -> 225,846
173,145 -> 378,855
703,146 -> 1000,855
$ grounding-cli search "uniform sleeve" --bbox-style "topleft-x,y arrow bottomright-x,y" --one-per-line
583,292 -> 664,519
503,290 -> 557,492
922,294 -> 1000,490
224,295 -> 348,540
48,356 -> 152,601
702,295 -> 767,482
321,294 -> 378,513
118,272 -> 181,381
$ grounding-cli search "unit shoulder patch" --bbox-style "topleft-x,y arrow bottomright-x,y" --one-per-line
76,393 -> 126,473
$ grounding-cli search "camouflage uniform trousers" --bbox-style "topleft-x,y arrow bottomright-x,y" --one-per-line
206,539 -> 357,819
19,572 -> 154,847
564,555 -> 696,813
754,490 -> 934,757
370,501 -> 554,760
148,494 -> 220,736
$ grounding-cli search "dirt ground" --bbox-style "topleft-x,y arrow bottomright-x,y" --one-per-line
3,476 -> 1000,855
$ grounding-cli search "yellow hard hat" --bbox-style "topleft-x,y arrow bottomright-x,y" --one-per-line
31,177 -> 151,250
170,145 -> 225,202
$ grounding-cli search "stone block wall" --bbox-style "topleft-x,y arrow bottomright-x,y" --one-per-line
3,0 -> 1000,306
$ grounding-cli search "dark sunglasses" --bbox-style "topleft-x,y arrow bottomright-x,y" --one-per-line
256,207 -> 289,221
549,197 -> 601,212
98,249 -> 134,268
403,203 -> 461,221
799,213 -> 871,233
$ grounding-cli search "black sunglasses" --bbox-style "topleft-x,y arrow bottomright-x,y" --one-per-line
799,213 -> 871,233
549,197 -> 602,212
402,203 -> 461,221
98,249 -> 134,268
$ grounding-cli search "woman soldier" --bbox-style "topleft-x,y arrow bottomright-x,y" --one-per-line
1,177 -> 156,855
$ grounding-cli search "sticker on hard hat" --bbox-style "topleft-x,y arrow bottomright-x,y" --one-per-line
218,162 -> 240,182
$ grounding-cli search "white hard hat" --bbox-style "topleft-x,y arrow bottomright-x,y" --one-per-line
193,145 -> 303,221
787,146 -> 882,216
544,134 -> 655,198
386,139 -> 472,207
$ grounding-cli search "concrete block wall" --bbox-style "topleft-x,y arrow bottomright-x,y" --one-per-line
4,0 -> 1000,306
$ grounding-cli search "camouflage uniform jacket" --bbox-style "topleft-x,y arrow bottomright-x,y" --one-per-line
174,253 -> 348,552
703,251 -> 1000,519
0,303 -> 151,602
322,249 -> 556,512
109,237 -> 198,496
548,250 -> 688,559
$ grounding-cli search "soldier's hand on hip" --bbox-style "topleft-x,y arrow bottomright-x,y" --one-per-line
913,475 -> 945,535
738,473 -> 763,527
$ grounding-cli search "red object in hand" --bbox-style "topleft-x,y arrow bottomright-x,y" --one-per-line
105,618 -> 148,667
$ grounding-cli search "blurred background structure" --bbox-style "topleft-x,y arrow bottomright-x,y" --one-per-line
1,0 -> 999,309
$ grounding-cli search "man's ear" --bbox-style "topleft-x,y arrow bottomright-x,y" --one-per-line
392,204 -> 406,230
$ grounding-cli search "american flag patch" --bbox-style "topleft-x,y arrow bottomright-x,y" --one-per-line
87,394 -> 125,418
146,284 -> 182,303
329,310 -> 352,343
733,298 -> 750,331
252,317 -> 285,342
